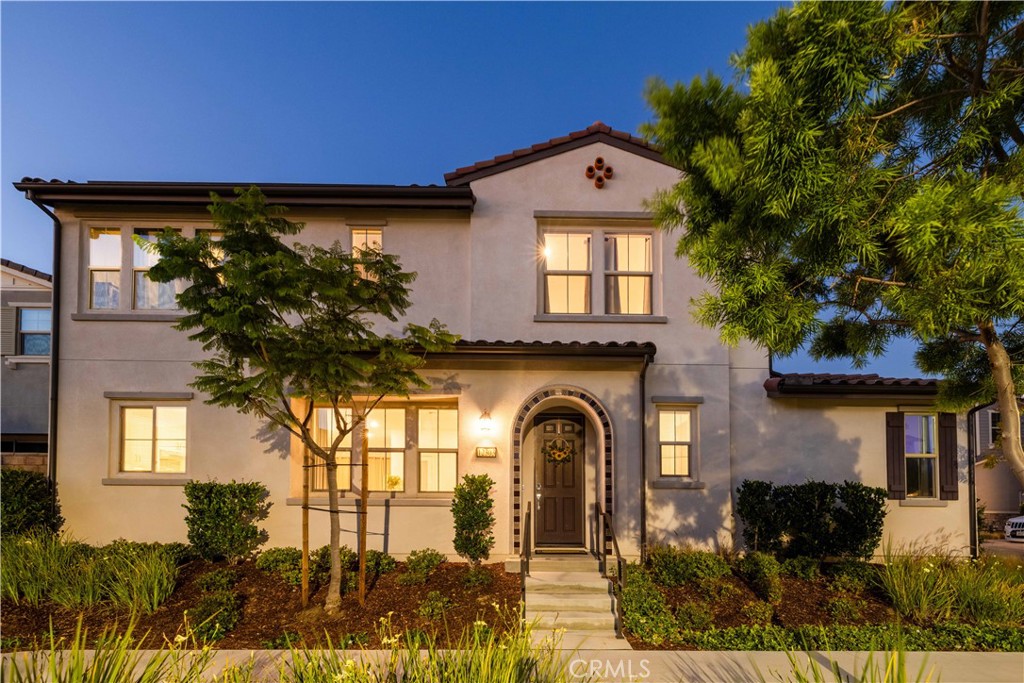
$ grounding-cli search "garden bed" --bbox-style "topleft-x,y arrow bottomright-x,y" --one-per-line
1,558 -> 519,651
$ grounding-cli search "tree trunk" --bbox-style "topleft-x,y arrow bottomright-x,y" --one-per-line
324,450 -> 343,615
358,433 -> 369,606
979,321 -> 1024,489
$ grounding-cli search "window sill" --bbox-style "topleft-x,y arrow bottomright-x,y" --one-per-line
534,314 -> 668,324
651,478 -> 705,490
102,477 -> 190,486
3,355 -> 50,368
286,496 -> 452,507
72,312 -> 183,322
898,498 -> 949,508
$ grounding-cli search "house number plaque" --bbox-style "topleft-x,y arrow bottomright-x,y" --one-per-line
475,447 -> 498,458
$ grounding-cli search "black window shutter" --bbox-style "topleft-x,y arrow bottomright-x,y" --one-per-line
885,412 -> 906,500
938,412 -> 959,500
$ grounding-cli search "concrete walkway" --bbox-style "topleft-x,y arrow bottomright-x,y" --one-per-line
6,649 -> 1021,682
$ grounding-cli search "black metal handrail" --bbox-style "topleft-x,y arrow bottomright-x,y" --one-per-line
597,502 -> 625,638
520,501 -> 531,616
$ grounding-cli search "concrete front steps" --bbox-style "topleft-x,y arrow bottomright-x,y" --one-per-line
523,556 -> 632,651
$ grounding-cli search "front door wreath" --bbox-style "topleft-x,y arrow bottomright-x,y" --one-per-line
542,438 -> 576,465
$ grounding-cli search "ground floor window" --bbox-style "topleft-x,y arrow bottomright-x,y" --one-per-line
904,413 -> 937,498
307,402 -> 457,495
658,407 -> 695,477
121,406 -> 187,473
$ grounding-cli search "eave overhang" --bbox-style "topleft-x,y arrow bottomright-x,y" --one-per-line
14,179 -> 476,212
764,373 -> 939,401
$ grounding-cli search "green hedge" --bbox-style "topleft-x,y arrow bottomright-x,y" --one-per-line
0,470 -> 63,536
736,479 -> 886,559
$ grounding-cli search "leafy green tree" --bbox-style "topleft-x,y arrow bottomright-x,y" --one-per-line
146,187 -> 456,612
645,1 -> 1024,487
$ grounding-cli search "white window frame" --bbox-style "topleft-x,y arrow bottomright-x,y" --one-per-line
104,395 -> 192,484
651,399 -> 704,489
417,407 -> 459,493
78,221 -> 214,319
904,413 -> 938,499
302,400 -> 458,499
310,407 -> 353,493
17,307 -> 52,356
535,218 -> 665,322
603,233 -> 653,315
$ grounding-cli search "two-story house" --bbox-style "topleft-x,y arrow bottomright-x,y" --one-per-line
1,258 -> 53,474
15,123 -> 972,559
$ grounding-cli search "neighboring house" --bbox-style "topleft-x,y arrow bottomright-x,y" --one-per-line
14,123 -> 972,558
1,258 -> 52,474
974,405 -> 1024,527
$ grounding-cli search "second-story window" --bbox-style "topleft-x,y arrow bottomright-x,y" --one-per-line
352,228 -> 382,279
605,234 -> 652,315
89,228 -> 121,310
133,229 -> 185,310
18,309 -> 51,355
543,232 -> 591,314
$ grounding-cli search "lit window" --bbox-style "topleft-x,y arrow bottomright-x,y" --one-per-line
905,414 -> 937,498
121,406 -> 187,473
543,232 -> 591,314
352,228 -> 382,279
418,408 -> 458,492
312,407 -> 352,491
90,228 -> 121,309
659,408 -> 693,477
133,229 -> 185,310
18,309 -> 51,355
604,234 -> 652,314
365,408 -> 405,491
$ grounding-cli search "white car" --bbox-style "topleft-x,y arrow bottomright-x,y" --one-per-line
1004,515 -> 1024,542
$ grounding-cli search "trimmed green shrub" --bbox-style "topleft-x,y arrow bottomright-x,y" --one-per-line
182,480 -> 269,562
735,480 -> 784,554
828,559 -> 874,594
398,548 -> 445,585
619,564 -> 676,645
366,549 -> 397,576
826,596 -> 864,623
740,600 -> 774,625
735,479 -> 887,559
197,568 -> 241,593
833,481 -> 888,560
417,590 -> 451,619
256,547 -> 304,585
451,474 -> 495,566
675,601 -> 714,630
775,481 -> 837,558
189,590 -> 243,642
738,551 -> 783,604
464,566 -> 493,588
781,556 -> 821,581
0,469 -> 63,536
648,545 -> 730,587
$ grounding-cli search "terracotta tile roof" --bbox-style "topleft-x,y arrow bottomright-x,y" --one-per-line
764,372 -> 939,398
444,121 -> 669,186
1,258 -> 51,282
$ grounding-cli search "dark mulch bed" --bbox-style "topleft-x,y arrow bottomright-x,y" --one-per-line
1,560 -> 519,651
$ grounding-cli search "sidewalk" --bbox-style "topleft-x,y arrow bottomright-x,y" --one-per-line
175,648 -> 1024,682
5,648 -> 1022,682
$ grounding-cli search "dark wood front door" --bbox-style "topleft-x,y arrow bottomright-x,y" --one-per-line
535,414 -> 584,546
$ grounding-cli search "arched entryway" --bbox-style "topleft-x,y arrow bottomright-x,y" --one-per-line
510,386 -> 613,553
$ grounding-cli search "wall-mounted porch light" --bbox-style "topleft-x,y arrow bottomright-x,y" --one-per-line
478,410 -> 494,434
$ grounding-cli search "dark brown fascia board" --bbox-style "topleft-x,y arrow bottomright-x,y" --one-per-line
765,383 -> 939,400
444,132 -> 672,187
425,342 -> 657,362
14,181 -> 475,212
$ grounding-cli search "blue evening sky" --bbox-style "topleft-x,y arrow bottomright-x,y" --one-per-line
1,1 -> 919,376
